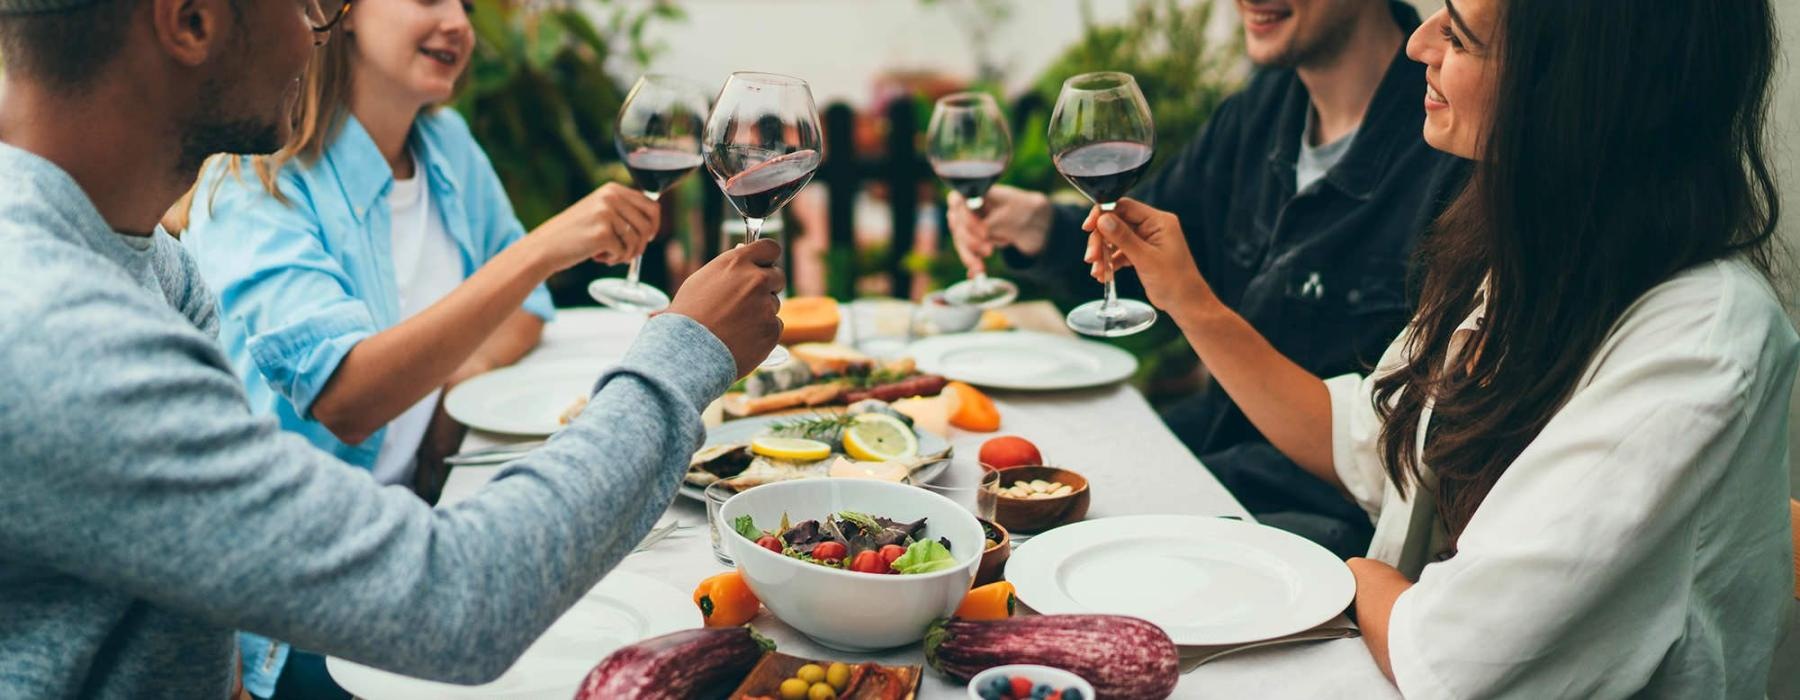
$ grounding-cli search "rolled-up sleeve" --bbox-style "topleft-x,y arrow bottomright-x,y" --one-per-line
1326,371 -> 1388,515
182,165 -> 378,418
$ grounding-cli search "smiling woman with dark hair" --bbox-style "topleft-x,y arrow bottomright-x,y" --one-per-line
1086,0 -> 1796,695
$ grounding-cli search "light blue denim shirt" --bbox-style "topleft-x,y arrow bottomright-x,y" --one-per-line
180,109 -> 555,696
183,108 -> 555,469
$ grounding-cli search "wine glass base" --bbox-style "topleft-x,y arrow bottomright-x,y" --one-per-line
943,277 -> 1020,309
588,277 -> 672,313
759,344 -> 792,368
1065,298 -> 1157,338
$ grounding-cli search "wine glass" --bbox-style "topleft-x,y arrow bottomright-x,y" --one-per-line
1049,72 -> 1158,338
589,75 -> 710,313
704,71 -> 823,367
928,92 -> 1019,309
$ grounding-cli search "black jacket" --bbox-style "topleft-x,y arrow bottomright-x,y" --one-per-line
1009,2 -> 1468,522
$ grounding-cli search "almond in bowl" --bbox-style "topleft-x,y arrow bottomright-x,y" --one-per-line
991,466 -> 1090,534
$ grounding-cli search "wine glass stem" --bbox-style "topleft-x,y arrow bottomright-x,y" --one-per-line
1098,200 -> 1119,315
745,217 -> 765,242
968,197 -> 989,293
626,189 -> 661,288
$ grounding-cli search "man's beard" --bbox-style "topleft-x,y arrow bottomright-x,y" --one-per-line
1256,9 -> 1362,70
175,78 -> 284,177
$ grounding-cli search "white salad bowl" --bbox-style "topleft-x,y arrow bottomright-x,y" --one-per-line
720,478 -> 984,651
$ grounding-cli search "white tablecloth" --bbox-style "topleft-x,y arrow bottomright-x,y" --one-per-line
431,308 -> 1398,699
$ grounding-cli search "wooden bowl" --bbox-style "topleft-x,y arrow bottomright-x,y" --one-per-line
991,466 -> 1090,534
975,518 -> 1012,586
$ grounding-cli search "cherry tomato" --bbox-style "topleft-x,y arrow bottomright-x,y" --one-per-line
850,549 -> 887,574
756,535 -> 783,553
812,541 -> 847,563
878,544 -> 906,570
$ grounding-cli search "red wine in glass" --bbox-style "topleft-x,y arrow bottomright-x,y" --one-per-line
932,159 -> 1007,202
623,147 -> 705,196
1053,141 -> 1154,206
720,148 -> 821,219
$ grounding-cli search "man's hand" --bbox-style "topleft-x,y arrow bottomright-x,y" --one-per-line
946,185 -> 1054,273
666,239 -> 786,378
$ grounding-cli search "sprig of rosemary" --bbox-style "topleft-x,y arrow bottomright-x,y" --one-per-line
767,413 -> 857,442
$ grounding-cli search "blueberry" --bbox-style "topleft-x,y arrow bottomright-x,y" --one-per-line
1033,684 -> 1054,698
1061,688 -> 1085,700
979,676 -> 1010,699
976,685 -> 1004,700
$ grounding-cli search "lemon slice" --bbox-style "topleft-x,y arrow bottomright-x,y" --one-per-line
841,414 -> 920,462
749,437 -> 833,462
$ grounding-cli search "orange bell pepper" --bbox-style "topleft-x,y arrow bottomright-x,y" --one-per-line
954,581 -> 1016,620
693,571 -> 761,627
945,382 -> 1001,432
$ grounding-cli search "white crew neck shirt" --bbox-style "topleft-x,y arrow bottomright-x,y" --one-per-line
371,157 -> 466,486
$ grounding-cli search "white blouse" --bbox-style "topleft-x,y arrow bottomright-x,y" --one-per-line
1326,258 -> 1798,698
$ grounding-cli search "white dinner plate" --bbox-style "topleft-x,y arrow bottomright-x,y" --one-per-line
904,331 -> 1137,391
444,361 -> 614,436
326,570 -> 696,700
678,414 -> 953,501
1005,515 -> 1354,646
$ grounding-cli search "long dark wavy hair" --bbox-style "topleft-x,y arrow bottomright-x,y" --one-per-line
1374,0 -> 1783,537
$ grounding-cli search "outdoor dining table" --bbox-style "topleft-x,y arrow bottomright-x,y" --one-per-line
417,304 -> 1400,699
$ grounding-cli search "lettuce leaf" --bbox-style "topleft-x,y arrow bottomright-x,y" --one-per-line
892,539 -> 958,574
733,515 -> 761,541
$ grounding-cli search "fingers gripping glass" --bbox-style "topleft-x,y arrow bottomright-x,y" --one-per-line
308,0 -> 351,32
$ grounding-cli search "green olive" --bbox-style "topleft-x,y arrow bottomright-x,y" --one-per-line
825,662 -> 851,690
808,682 -> 838,700
779,677 -> 810,700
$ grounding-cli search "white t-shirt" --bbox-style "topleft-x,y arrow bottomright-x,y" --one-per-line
371,159 -> 466,486
1326,258 -> 1798,697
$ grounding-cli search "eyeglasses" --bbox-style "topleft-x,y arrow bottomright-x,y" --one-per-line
308,0 -> 352,33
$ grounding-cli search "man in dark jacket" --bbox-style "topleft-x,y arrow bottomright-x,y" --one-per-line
950,0 -> 1468,558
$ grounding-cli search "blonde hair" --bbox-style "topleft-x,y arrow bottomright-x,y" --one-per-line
163,28 -> 356,234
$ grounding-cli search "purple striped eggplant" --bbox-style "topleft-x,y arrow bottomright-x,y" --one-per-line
924,615 -> 1179,699
574,626 -> 772,700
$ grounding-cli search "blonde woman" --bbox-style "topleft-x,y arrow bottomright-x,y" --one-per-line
171,1 -> 658,696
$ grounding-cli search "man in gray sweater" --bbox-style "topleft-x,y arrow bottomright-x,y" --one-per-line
0,0 -> 784,697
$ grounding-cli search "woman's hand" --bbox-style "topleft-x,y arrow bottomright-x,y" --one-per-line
1082,198 -> 1218,314
528,182 -> 660,272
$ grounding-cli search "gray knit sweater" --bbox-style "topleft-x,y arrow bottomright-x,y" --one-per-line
0,141 -> 734,698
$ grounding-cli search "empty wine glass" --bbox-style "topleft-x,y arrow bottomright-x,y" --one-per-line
590,75 -> 709,313
704,71 -> 823,367
1049,71 -> 1158,338
928,92 -> 1019,309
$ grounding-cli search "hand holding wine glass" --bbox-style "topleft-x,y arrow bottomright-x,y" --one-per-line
589,75 -> 711,313
704,71 -> 823,367
929,92 -> 1020,308
1050,71 -> 1158,338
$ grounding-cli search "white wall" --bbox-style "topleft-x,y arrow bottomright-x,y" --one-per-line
617,0 -> 1164,107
